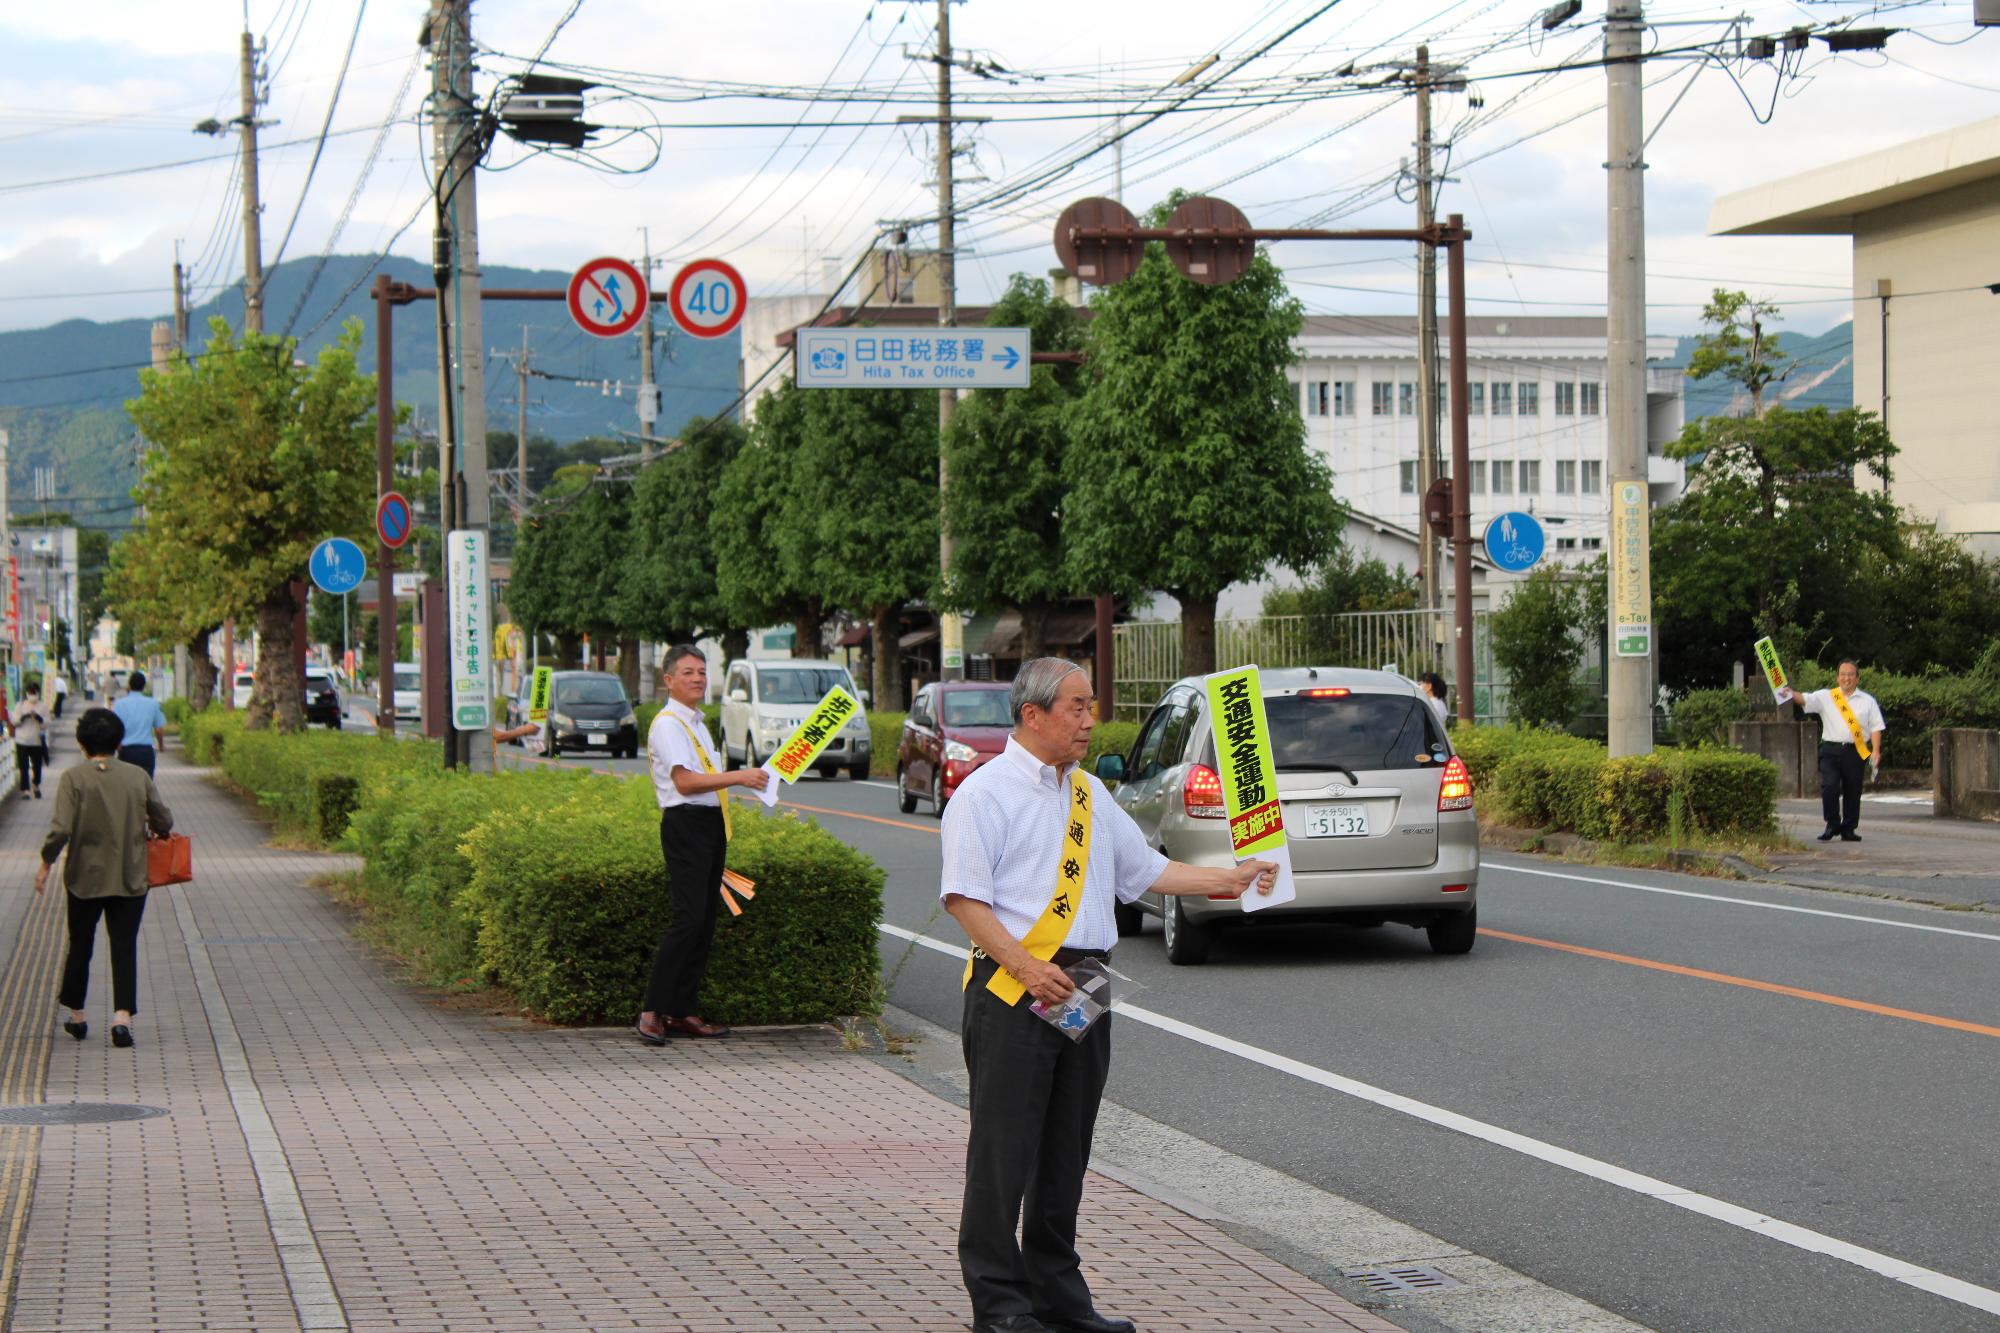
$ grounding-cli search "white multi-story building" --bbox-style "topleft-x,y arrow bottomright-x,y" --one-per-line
1289,315 -> 1686,564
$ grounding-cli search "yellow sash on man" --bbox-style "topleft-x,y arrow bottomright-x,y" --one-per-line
1828,688 -> 1872,762
962,766 -> 1094,1006
673,716 -> 732,840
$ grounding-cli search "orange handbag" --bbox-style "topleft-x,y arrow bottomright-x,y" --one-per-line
146,834 -> 193,888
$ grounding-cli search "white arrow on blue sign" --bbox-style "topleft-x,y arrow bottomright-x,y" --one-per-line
795,326 -> 1032,390
309,537 -> 367,595
1482,511 -> 1545,573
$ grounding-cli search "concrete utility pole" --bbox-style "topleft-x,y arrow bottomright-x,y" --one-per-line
427,0 -> 493,772
638,227 -> 659,457
934,0 -> 963,681
516,325 -> 530,517
238,29 -> 265,334
171,247 -> 189,352
1604,0 -> 1654,757
1413,46 -> 1442,622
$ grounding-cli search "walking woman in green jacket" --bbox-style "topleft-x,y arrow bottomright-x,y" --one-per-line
36,707 -> 173,1048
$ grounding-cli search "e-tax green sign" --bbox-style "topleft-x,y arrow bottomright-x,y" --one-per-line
446,529 -> 491,731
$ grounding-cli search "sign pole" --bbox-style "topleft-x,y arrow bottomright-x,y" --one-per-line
373,275 -> 397,737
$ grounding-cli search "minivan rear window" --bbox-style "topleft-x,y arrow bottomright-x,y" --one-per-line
942,691 -> 1010,727
1262,693 -> 1444,772
760,668 -> 853,704
555,676 -> 627,705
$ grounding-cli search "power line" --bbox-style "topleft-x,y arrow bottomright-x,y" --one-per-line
268,0 -> 369,273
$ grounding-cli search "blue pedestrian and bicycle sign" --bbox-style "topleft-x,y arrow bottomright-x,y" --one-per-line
1482,511 -> 1545,573
310,537 -> 367,595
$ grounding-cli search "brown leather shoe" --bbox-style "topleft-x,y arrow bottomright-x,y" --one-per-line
633,1013 -> 669,1046
664,1015 -> 731,1038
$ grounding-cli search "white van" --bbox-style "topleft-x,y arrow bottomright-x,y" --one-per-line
719,658 -> 871,780
392,662 -> 422,721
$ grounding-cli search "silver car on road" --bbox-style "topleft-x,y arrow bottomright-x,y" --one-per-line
1098,667 -> 1479,964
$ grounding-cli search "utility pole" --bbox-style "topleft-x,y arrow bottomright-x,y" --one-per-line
1605,0 -> 1653,756
934,0 -> 963,681
516,325 -> 530,517
637,227 -> 659,456
1412,46 -> 1442,624
427,0 -> 493,772
238,29 -> 265,334
172,246 -> 189,352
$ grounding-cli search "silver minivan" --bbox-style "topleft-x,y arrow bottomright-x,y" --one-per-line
718,658 -> 872,779
1099,667 -> 1479,964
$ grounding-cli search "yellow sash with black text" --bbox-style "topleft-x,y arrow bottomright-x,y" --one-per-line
673,717 -> 759,916
962,767 -> 1094,1006
1828,689 -> 1872,762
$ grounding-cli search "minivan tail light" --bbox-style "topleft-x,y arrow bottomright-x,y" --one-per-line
1184,764 -> 1226,819
1437,755 -> 1474,811
1299,686 -> 1350,698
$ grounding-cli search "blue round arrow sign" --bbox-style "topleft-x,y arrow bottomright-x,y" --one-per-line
310,537 -> 367,595
1482,511 -> 1545,573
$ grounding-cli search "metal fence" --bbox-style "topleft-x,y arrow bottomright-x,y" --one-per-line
1112,609 -> 1514,723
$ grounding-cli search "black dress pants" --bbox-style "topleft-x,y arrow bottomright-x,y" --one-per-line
15,743 -> 44,791
642,805 -> 727,1017
1818,742 -> 1865,832
959,954 -> 1112,1324
118,745 -> 156,777
59,892 -> 148,1015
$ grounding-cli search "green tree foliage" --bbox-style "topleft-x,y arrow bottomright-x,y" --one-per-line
713,384 -> 829,657
1653,406 -> 1897,686
1262,547 -> 1420,617
945,276 -> 1086,661
1491,566 -> 1596,729
508,480 -> 633,665
619,416 -> 749,649
1065,194 -> 1343,674
1844,524 -> 2000,677
124,318 -> 376,731
104,529 -> 233,706
1685,289 -> 1788,417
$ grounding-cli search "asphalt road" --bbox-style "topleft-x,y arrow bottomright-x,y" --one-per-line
513,751 -> 2000,1333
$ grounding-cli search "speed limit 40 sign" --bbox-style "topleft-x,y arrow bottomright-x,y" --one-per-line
667,259 -> 747,339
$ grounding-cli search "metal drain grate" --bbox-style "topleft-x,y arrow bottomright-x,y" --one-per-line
1345,1264 -> 1462,1295
0,1103 -> 167,1126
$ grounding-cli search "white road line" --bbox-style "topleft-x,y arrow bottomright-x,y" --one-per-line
1484,860 -> 2000,943
878,922 -> 2000,1320
171,890 -> 349,1330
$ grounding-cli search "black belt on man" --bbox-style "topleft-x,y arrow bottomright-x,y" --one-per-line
969,945 -> 1110,970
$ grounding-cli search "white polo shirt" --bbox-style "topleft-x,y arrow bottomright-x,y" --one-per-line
939,736 -> 1169,953
1799,687 -> 1886,747
648,698 -> 726,811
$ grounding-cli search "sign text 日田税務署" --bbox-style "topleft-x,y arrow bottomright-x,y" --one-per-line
794,327 -> 1030,389
445,529 -> 490,730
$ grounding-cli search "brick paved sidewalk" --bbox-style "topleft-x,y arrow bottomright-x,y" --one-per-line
5,740 -> 1405,1333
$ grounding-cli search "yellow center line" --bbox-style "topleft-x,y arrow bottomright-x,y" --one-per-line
1480,926 -> 2000,1041
784,800 -> 941,836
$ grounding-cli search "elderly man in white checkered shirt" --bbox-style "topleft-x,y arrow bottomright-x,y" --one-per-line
941,657 -> 1274,1333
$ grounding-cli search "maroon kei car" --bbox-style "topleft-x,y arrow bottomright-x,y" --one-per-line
896,681 -> 1012,816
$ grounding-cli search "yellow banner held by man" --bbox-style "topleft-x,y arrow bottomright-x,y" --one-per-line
527,666 -> 554,723
768,686 -> 863,783
1752,637 -> 1793,703
1204,666 -> 1287,858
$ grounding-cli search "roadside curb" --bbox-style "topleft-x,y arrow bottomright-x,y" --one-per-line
1477,822 -> 1757,879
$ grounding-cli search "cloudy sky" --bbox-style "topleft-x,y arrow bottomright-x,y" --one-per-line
1,0 -> 1994,338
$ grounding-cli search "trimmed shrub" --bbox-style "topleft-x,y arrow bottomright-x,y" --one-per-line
162,696 -> 194,729
460,777 -> 882,1024
308,773 -> 361,844
1085,720 -> 1141,772
216,726 -> 437,840
181,708 -> 245,766
1671,687 -> 1749,748
634,700 -> 662,738
1458,725 -> 1775,840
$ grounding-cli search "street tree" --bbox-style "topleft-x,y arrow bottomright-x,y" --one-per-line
945,276 -> 1085,661
1064,193 -> 1343,675
1491,565 -> 1596,728
125,318 -> 375,728
1686,289 -> 1789,417
620,415 -> 752,664
713,383 -> 828,658
104,530 -> 233,706
507,473 -> 631,671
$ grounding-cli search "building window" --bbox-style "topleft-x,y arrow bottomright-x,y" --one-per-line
1399,460 -> 1418,494
1518,460 -> 1541,493
1398,382 -> 1416,416
1554,382 -> 1576,416
1580,382 -> 1601,415
1517,383 -> 1539,415
1582,536 -> 1603,551
1555,460 -> 1577,495
1372,382 -> 1394,416
1333,381 -> 1356,417
1581,460 -> 1603,494
1491,382 -> 1512,414
1468,381 -> 1485,414
1305,381 -> 1330,416
1556,537 -> 1578,551
1468,460 -> 1486,494
1491,460 -> 1513,494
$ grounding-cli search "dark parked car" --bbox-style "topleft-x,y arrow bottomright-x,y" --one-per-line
897,681 -> 1012,816
304,667 -> 344,729
526,671 -> 638,757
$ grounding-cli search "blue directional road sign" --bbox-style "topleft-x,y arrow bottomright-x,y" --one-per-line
1482,511 -> 1545,573
310,537 -> 367,595
795,326 -> 1031,389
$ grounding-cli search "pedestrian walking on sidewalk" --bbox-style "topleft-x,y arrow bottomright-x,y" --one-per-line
1795,659 -> 1886,843
634,645 -> 769,1045
940,657 -> 1276,1333
37,706 -> 174,1049
49,671 -> 68,718
111,671 -> 169,777
10,684 -> 47,798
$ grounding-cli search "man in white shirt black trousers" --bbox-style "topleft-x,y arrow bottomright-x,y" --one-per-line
941,658 -> 1275,1333
1795,659 -> 1887,843
636,645 -> 769,1044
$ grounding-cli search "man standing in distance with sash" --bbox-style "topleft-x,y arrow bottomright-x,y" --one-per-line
941,658 -> 1275,1333
1795,659 -> 1885,843
636,645 -> 769,1044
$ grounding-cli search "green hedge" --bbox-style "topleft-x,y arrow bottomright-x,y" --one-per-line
1453,725 -> 1776,841
162,696 -> 195,729
181,708 -> 245,766
1788,656 -> 2000,768
219,725 -> 437,840
1086,720 -> 1141,772
459,776 -> 882,1024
